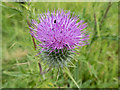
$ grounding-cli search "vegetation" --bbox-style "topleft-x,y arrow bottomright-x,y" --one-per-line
2,2 -> 118,88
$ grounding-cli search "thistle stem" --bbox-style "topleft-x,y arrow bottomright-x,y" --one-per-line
63,67 -> 80,88
38,62 -> 42,74
38,61 -> 52,75
27,19 -> 37,50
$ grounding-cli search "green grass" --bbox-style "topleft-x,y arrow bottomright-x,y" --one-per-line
2,2 -> 118,88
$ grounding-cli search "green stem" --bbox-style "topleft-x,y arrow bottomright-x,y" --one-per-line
63,67 -> 80,88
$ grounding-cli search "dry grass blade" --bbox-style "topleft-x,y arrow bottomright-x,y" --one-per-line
100,2 -> 112,30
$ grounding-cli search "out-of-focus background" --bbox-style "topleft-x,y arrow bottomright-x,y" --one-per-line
2,2 -> 118,88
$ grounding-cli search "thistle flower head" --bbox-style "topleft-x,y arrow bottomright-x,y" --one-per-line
30,9 -> 89,67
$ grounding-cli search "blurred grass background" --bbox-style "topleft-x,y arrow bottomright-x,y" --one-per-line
2,2 -> 118,88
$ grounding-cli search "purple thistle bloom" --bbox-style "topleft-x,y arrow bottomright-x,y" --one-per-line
30,9 -> 89,67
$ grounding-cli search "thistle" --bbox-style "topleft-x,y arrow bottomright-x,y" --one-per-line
29,9 -> 89,68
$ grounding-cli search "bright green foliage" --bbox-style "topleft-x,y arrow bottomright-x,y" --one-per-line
2,2 -> 118,88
